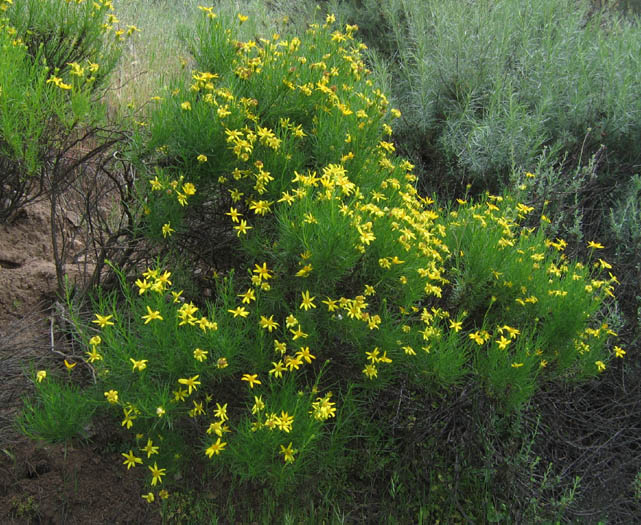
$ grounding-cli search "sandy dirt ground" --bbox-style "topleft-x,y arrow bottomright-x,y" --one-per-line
0,200 -> 156,524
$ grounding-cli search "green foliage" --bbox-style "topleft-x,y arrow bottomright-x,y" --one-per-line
5,0 -> 122,92
18,371 -> 98,443
0,22 -> 71,220
442,192 -> 616,407
336,0 -> 641,193
22,4 -> 617,495
0,0 -> 127,221
336,0 -> 641,343
16,3 -> 631,522
609,174 -> 641,313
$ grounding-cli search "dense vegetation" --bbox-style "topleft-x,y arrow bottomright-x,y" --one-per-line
4,0 -> 641,522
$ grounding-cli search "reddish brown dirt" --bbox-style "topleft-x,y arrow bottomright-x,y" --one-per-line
0,201 -> 58,322
0,200 -> 156,524
0,442 -> 156,524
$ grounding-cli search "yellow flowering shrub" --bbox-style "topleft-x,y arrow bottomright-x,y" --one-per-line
441,193 -> 619,408
25,9 -> 622,504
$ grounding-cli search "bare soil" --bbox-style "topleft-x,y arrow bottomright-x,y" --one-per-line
0,200 -> 156,524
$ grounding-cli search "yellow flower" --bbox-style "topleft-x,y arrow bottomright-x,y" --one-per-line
303,212 -> 317,224
226,207 -> 242,223
274,340 -> 287,354
141,306 -> 163,324
595,360 -> 606,372
141,492 -> 154,503
156,406 -> 166,417
366,348 -> 380,362
141,439 -> 159,458
189,400 -> 205,417
86,347 -> 102,363
122,450 -> 143,469
173,388 -> 188,402
162,223 -> 174,238
402,345 -> 416,356
278,191 -> 295,205
253,262 -> 273,281
198,5 -> 217,19
89,335 -> 102,346
310,393 -> 337,421
181,101 -> 192,111
276,411 -> 294,432
46,75 -> 72,90
159,490 -> 169,500
121,407 -> 136,429
252,395 -> 265,414
134,278 -> 150,295
149,176 -> 163,191
36,370 -> 47,382
299,290 -> 316,311
148,462 -> 166,486
193,348 -> 208,362
217,357 -> 228,369
296,346 -> 316,364
322,297 -> 339,312
614,346 -> 626,358
205,438 -> 227,458
229,188 -> 243,202
269,360 -> 286,378
197,154 -> 208,163
64,359 -> 77,370
234,219 -> 253,236
237,13 -> 248,23
93,313 -> 114,328
249,200 -> 273,215
182,182 -> 196,196
104,390 -> 119,404
496,336 -> 511,350
290,326 -> 308,340
67,62 -> 83,77
280,442 -> 297,463
207,420 -> 230,437
228,306 -> 249,318
449,320 -> 463,332
214,402 -> 228,421
178,374 -> 201,394
259,315 -> 279,332
176,192 -> 188,206
296,264 -> 313,277
241,373 -> 261,388
285,354 -> 303,372
130,358 -> 148,372
362,364 -> 378,379
587,240 -> 605,250
511,362 -> 524,368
